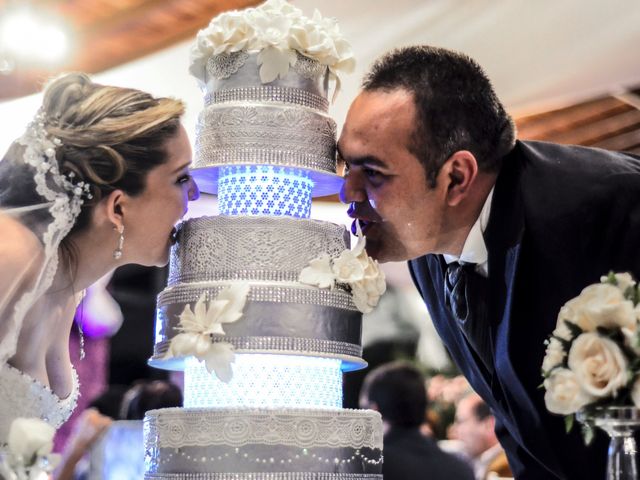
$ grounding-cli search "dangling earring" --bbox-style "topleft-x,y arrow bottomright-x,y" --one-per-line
77,318 -> 86,360
113,225 -> 125,259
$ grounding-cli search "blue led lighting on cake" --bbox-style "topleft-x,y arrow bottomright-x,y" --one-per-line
183,354 -> 343,408
217,165 -> 314,218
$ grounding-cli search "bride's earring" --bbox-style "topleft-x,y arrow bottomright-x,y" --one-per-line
78,318 -> 85,360
113,225 -> 125,259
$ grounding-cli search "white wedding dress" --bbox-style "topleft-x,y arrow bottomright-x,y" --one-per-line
0,363 -> 79,443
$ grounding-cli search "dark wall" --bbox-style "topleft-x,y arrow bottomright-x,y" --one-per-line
108,265 -> 169,385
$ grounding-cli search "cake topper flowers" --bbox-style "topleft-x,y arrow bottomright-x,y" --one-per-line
299,223 -> 386,313
189,0 -> 355,96
541,272 -> 640,442
164,283 -> 250,382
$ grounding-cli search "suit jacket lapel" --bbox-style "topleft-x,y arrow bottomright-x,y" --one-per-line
485,146 -> 561,472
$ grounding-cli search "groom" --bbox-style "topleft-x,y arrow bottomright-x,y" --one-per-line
338,45 -> 640,479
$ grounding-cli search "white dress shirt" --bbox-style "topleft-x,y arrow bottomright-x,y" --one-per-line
443,187 -> 494,278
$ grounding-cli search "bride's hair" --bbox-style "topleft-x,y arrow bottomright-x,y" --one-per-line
0,72 -> 185,277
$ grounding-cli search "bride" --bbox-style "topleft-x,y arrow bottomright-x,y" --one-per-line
0,72 -> 199,443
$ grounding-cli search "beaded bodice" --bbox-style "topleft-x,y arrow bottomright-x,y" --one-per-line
0,362 -> 79,444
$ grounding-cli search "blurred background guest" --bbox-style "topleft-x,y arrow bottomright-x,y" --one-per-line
360,361 -> 474,480
453,392 -> 512,480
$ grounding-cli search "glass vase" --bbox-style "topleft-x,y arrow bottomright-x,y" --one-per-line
578,406 -> 640,480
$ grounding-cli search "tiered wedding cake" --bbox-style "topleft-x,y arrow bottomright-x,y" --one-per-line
144,2 -> 384,479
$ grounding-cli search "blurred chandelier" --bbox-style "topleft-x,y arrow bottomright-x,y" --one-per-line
0,1 -> 72,75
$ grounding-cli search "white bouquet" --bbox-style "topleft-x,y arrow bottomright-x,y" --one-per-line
541,272 -> 640,441
0,418 -> 60,480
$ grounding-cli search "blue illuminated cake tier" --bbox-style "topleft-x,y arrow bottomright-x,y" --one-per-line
144,407 -> 383,479
150,216 -> 365,372
191,51 -> 343,197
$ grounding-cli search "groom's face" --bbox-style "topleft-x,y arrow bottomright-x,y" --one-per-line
338,89 -> 450,263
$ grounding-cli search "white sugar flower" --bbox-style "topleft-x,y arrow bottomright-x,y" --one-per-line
188,0 -> 354,95
299,222 -> 385,313
165,283 -> 250,382
332,249 -> 365,284
299,254 -> 334,289
256,46 -> 297,83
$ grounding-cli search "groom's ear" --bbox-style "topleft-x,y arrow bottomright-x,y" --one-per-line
443,150 -> 478,207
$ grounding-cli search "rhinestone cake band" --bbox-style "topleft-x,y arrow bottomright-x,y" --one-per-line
205,87 -> 329,112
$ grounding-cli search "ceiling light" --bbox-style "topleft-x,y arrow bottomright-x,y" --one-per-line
0,6 -> 71,66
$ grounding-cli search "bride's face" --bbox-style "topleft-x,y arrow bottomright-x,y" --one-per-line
124,125 -> 199,266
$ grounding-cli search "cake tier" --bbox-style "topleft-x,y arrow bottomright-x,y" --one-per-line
144,408 -> 383,479
191,52 -> 342,197
151,216 -> 364,371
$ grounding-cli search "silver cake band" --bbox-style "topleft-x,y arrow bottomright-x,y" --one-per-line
205,87 -> 328,112
146,474 -> 381,480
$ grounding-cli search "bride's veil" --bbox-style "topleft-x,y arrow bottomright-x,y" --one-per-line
0,112 -> 87,363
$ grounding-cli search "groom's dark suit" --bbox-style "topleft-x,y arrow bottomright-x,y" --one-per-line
409,140 -> 640,479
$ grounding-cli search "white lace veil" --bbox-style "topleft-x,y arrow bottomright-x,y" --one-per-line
0,110 -> 90,363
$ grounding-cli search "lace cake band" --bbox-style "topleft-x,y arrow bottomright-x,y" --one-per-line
145,474 -> 381,480
205,87 -> 329,112
144,408 -> 383,450
204,52 -> 329,102
168,216 -> 349,286
194,105 -> 336,172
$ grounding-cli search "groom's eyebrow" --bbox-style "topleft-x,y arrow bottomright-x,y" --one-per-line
337,145 -> 386,168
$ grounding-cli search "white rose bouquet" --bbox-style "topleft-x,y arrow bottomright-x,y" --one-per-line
541,272 -> 640,442
0,418 -> 60,480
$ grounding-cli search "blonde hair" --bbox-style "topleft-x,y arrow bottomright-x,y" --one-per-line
41,72 -> 185,201
38,73 -> 185,275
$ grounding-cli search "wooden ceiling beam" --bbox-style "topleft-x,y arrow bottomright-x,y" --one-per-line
515,97 -> 629,140
593,129 -> 640,152
539,109 -> 640,146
